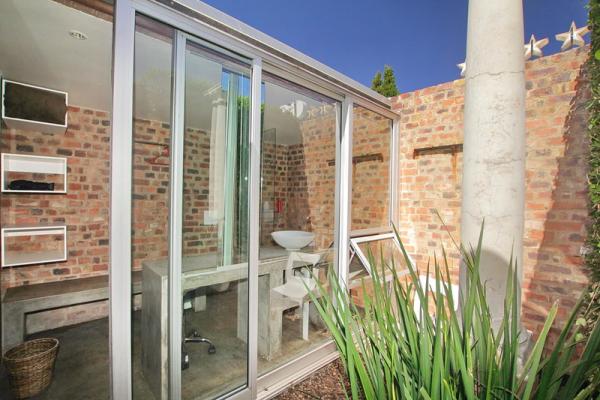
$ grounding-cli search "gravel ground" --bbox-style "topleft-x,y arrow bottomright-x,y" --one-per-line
273,359 -> 351,399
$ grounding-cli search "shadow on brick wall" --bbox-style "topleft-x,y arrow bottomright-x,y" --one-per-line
523,60 -> 591,342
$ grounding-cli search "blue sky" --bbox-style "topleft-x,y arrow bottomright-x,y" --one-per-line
202,0 -> 589,93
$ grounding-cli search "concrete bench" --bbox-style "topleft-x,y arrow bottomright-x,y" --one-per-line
2,271 -> 142,353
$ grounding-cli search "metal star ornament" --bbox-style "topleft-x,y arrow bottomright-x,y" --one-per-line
457,62 -> 466,77
524,35 -> 549,60
555,21 -> 589,51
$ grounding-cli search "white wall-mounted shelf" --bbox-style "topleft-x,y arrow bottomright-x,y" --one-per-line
1,153 -> 67,193
1,224 -> 68,267
2,79 -> 68,134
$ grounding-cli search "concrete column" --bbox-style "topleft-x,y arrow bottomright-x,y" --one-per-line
209,96 -> 228,226
460,0 -> 526,331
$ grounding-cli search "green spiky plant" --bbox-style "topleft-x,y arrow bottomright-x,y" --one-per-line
587,0 -> 600,284
584,0 -> 600,347
309,226 -> 600,399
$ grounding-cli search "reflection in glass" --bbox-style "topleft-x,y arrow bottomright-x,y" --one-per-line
258,75 -> 339,376
349,234 -> 409,308
351,106 -> 393,232
0,1 -> 114,398
180,40 -> 251,400
132,26 -> 253,399
354,236 -> 404,275
132,15 -> 174,400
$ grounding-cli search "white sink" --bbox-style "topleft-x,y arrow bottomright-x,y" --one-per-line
271,230 -> 314,251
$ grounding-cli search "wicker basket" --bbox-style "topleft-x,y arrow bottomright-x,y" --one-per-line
3,338 -> 59,399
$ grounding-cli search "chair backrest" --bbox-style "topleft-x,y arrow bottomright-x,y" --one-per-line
412,275 -> 459,322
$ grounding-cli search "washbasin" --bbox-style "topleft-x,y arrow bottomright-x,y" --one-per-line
271,230 -> 314,251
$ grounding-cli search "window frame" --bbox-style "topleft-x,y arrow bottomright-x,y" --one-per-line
110,1 -> 400,399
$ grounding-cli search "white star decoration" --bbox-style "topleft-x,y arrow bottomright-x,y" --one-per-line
454,25 -> 587,77
457,62 -> 466,77
555,21 -> 589,51
524,34 -> 549,60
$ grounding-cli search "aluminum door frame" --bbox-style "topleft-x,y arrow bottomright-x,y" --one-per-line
111,2 -> 259,399
109,1 -> 398,398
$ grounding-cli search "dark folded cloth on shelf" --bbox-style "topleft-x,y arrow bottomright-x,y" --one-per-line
7,180 -> 55,191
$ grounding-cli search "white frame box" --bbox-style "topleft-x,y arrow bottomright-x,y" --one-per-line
1,153 -> 68,193
1,224 -> 68,267
2,79 -> 68,134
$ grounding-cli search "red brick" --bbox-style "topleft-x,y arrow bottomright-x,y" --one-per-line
391,46 -> 590,341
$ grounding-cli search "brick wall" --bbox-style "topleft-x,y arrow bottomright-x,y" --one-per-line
0,104 -> 343,285
131,119 -> 170,270
3,49 -> 587,338
0,102 -> 394,289
262,104 -> 393,252
351,105 -> 392,231
132,119 -> 225,266
260,140 -> 288,245
0,107 -> 110,332
0,110 -> 221,285
0,102 -> 343,331
0,109 -> 220,330
271,106 -> 338,251
392,46 -> 591,336
260,109 -> 339,251
1,106 -> 112,288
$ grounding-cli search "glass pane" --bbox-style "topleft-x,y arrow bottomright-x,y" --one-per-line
258,74 -> 339,375
180,39 -> 251,399
0,1 -> 113,398
349,235 -> 408,307
132,15 -> 174,400
355,237 -> 404,274
351,106 -> 393,232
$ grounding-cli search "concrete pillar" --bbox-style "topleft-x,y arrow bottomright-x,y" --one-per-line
460,0 -> 526,331
209,96 -> 228,226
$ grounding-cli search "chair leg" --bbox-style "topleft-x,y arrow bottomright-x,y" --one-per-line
183,307 -> 216,355
302,301 -> 310,341
184,332 -> 216,354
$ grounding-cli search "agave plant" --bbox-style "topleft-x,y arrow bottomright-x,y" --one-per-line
309,226 -> 600,399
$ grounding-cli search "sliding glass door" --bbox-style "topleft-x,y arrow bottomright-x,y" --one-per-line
110,1 -> 394,398
257,74 -> 340,376
129,14 -> 252,400
131,15 -> 175,400
179,37 -> 251,400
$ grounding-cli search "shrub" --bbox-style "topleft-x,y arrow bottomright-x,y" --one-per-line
310,227 -> 600,399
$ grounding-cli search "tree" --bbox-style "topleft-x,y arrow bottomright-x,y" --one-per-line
371,71 -> 383,94
370,65 -> 399,97
380,65 -> 399,97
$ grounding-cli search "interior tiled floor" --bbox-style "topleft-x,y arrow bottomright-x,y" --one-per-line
0,283 -> 330,400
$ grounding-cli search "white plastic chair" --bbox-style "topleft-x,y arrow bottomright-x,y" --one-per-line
271,252 -> 322,341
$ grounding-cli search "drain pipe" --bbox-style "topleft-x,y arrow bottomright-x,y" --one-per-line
460,0 -> 530,352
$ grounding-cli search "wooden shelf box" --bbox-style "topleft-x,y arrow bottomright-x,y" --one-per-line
1,224 -> 68,267
1,153 -> 67,193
